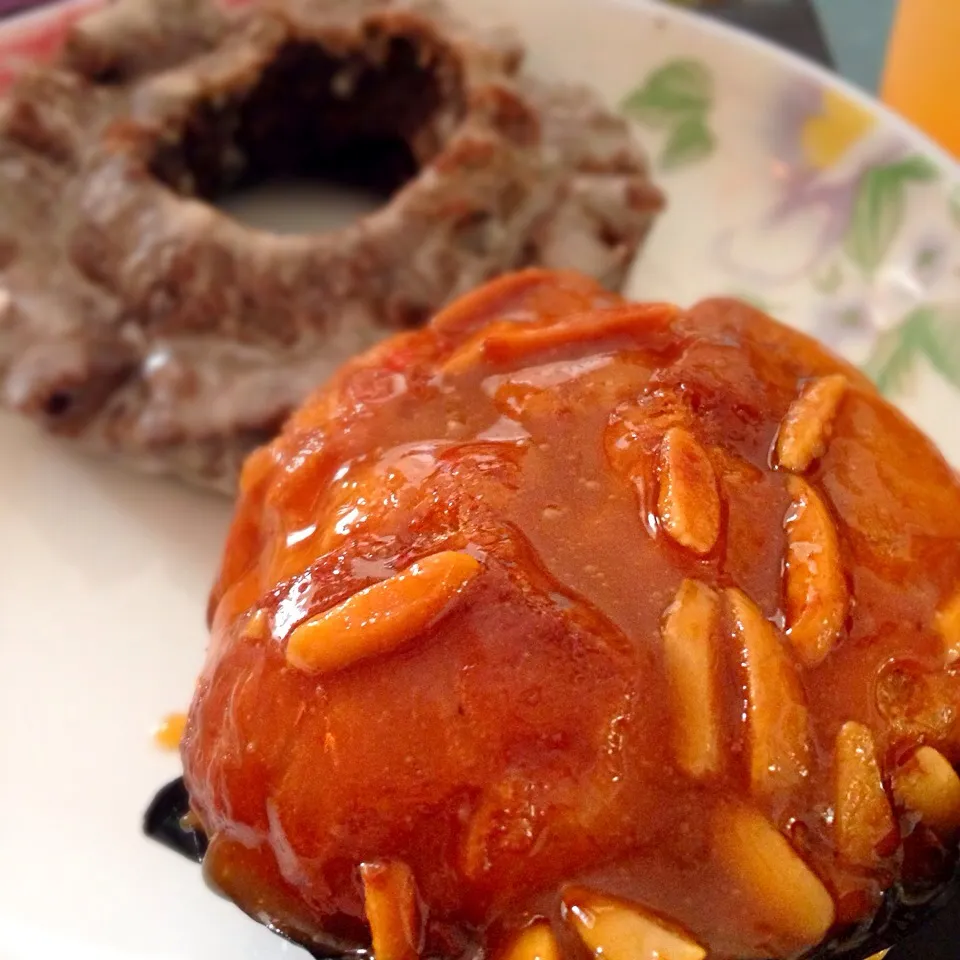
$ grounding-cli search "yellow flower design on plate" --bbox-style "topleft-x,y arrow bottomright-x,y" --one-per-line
800,88 -> 876,170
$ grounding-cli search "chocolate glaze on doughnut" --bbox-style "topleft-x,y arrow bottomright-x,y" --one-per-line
0,0 -> 662,490
182,270 -> 960,960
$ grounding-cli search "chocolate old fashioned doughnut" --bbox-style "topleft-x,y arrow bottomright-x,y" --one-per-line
0,0 -> 662,490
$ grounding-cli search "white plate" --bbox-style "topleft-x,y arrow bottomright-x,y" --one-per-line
1,1 -> 959,957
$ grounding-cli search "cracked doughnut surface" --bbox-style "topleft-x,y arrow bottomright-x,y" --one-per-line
183,269 -> 960,959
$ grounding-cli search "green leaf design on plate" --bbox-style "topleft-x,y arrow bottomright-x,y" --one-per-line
621,59 -> 716,171
812,261 -> 844,295
844,157 -> 940,276
661,116 -> 715,171
621,60 -> 712,126
949,185 -> 960,230
863,312 -> 925,396
915,245 -> 941,273
863,304 -> 960,396
916,304 -> 960,389
886,155 -> 940,183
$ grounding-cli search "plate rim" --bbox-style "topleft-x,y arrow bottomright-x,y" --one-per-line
612,0 -> 959,178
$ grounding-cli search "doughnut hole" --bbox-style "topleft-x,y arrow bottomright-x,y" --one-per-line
149,32 -> 464,207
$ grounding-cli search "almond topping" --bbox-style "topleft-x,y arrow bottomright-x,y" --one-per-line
563,888 -> 706,960
430,268 -> 617,337
936,586 -> 960,665
726,589 -> 810,799
834,721 -> 896,866
286,551 -> 481,674
776,374 -> 848,472
361,860 -> 421,960
443,305 -> 678,375
484,305 -> 678,363
783,475 -> 847,666
893,746 -> 960,838
242,608 -> 268,640
442,320 -> 519,376
657,428 -> 720,555
713,803 -> 835,949
498,923 -> 561,960
662,580 -> 721,778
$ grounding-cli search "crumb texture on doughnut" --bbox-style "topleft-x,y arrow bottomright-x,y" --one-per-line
0,0 -> 663,490
182,272 -> 960,960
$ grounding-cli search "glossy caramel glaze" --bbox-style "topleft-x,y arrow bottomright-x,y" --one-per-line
182,270 -> 960,960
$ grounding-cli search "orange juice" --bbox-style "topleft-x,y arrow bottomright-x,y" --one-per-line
882,0 -> 960,155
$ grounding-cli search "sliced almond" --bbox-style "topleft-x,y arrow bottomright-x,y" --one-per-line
776,374 -> 848,472
834,721 -> 896,866
726,589 -> 810,799
563,888 -> 706,960
442,320 -> 520,376
444,304 -> 679,375
483,305 -> 679,364
662,580 -> 721,778
893,746 -> 960,837
286,551 -> 481,674
430,268 -> 617,337
361,860 -> 421,960
713,803 -> 835,949
936,586 -> 960,665
657,428 -> 721,555
783,475 -> 847,667
242,608 -> 268,640
498,923 -> 561,960
461,776 -> 537,879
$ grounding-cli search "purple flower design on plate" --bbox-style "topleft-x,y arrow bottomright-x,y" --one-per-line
713,77 -> 920,286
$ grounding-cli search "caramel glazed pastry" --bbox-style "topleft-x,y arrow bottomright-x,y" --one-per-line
0,0 -> 662,491
183,270 -> 960,960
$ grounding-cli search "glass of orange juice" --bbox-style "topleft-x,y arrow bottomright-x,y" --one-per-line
882,0 -> 960,155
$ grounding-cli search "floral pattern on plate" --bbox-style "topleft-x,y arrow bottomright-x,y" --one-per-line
622,58 -> 718,171
623,59 -> 960,410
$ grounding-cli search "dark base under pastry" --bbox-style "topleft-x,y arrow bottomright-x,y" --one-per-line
0,0 -> 662,491
144,779 -> 960,960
